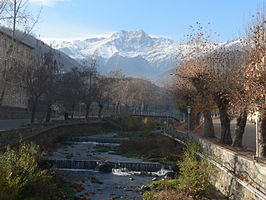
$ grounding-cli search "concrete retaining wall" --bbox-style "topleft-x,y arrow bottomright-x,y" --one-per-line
60,136 -> 128,144
48,159 -> 170,172
165,128 -> 266,200
0,120 -> 103,150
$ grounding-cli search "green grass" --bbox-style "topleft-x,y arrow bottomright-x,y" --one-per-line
146,179 -> 180,191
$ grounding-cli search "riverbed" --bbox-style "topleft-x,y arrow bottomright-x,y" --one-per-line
47,133 -> 171,199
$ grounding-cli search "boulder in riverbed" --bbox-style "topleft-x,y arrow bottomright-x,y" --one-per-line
97,162 -> 114,173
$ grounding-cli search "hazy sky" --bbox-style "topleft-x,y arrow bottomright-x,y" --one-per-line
29,0 -> 266,42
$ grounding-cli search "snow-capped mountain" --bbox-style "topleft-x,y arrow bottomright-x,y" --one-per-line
50,29 -> 243,80
49,30 -> 178,79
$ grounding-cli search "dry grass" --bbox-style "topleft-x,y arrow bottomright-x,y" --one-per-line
119,134 -> 183,161
144,189 -> 193,200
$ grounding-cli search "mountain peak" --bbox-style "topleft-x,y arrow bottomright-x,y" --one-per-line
110,29 -> 149,39
129,29 -> 148,37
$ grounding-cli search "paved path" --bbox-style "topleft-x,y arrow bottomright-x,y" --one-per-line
0,119 -> 31,131
0,115 -> 106,131
213,118 -> 256,150
0,117 -> 64,131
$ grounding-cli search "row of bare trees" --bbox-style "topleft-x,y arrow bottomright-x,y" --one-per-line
175,16 -> 266,157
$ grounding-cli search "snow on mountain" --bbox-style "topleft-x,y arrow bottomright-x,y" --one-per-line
49,29 -> 243,80
48,30 -> 177,79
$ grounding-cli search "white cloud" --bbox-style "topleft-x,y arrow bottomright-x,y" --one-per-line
29,0 -> 68,7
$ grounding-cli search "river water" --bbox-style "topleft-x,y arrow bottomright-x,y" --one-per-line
47,133 -> 172,200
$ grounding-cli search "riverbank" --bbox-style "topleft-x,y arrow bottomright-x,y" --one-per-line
47,132 -> 174,200
0,117 -> 227,199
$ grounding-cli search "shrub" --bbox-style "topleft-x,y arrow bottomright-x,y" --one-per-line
0,142 -> 74,200
0,142 -> 45,199
178,141 -> 214,197
108,116 -> 158,132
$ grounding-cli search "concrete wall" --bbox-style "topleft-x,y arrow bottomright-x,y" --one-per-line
0,120 -> 103,150
165,128 -> 266,200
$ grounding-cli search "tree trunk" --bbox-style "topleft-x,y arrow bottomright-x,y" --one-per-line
218,106 -> 232,144
258,109 -> 266,158
71,103 -> 75,119
116,103 -> 120,115
0,85 -> 6,106
232,110 -> 247,147
188,109 -> 196,131
195,112 -> 201,126
85,102 -> 91,119
203,110 -> 215,138
31,103 -> 36,123
98,104 -> 103,118
45,104 -> 52,123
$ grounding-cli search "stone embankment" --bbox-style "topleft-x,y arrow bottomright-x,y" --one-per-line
164,127 -> 266,200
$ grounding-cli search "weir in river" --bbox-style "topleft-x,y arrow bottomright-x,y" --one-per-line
47,133 -> 173,199
48,159 -> 171,172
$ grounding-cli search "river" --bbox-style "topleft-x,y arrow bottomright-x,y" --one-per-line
46,133 -> 172,200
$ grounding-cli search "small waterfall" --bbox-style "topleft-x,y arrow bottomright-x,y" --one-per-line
49,159 -> 99,170
48,159 -> 171,172
112,168 -> 173,176
60,136 -> 128,144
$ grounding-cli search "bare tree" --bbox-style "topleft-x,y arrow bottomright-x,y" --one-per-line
58,67 -> 84,119
176,23 -> 247,144
23,49 -> 47,123
81,53 -> 98,119
177,58 -> 216,137
244,12 -> 266,157
175,23 -> 218,135
3,0 -> 40,39
94,75 -> 110,118
42,46 -> 60,122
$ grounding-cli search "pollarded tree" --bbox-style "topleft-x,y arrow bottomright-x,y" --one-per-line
244,12 -> 266,157
176,23 -> 247,144
176,57 -> 216,137
175,23 -> 218,135
175,68 -> 201,131
201,48 -> 246,144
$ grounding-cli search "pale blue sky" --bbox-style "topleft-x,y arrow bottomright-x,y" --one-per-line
29,0 -> 266,42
